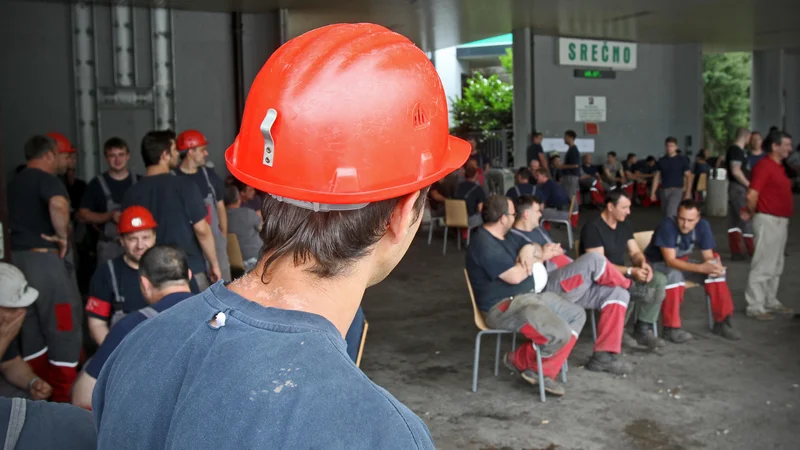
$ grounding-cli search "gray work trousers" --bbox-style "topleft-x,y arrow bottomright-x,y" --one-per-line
745,213 -> 789,314
728,182 -> 753,235
544,252 -> 631,310
661,188 -> 684,219
561,175 -> 579,200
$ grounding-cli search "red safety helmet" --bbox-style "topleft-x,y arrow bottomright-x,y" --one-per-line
117,206 -> 158,235
225,23 -> 470,211
176,130 -> 208,152
46,132 -> 76,154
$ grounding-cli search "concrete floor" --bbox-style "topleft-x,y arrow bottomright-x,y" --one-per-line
360,200 -> 800,450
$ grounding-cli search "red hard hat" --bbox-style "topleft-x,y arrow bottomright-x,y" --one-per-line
117,206 -> 158,234
225,23 -> 470,211
176,130 -> 208,152
46,132 -> 76,153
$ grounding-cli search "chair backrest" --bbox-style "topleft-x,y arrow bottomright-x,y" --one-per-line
696,173 -> 708,192
445,199 -> 470,228
633,230 -> 654,252
356,320 -> 369,368
227,233 -> 245,271
464,269 -> 489,331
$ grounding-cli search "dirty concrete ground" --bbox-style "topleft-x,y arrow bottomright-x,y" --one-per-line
360,199 -> 800,450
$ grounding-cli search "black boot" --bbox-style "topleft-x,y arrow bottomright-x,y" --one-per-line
633,321 -> 665,349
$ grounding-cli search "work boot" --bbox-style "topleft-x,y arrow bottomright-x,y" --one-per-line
503,352 -> 519,374
766,304 -> 794,317
662,327 -> 693,344
745,309 -> 774,321
520,370 -> 566,396
586,352 -> 633,375
633,321 -> 665,349
713,317 -> 742,340
622,332 -> 639,348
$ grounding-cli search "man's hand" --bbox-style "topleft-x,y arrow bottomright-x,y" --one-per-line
542,243 -> 563,261
40,233 -> 68,259
112,210 -> 122,223
683,191 -> 692,200
638,262 -> 655,282
631,267 -> 651,283
740,208 -> 753,222
209,264 -> 223,283
650,193 -> 658,202
699,260 -> 726,277
0,309 -> 26,343
29,377 -> 52,400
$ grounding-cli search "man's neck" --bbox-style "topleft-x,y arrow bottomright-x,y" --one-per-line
513,221 -> 535,233
179,159 -> 200,174
228,259 -> 368,337
27,160 -> 54,174
146,163 -> 171,176
483,223 -> 506,240
107,168 -> 130,180
734,140 -> 747,149
666,152 -> 676,157
149,285 -> 192,304
769,152 -> 783,164
751,148 -> 763,156
123,255 -> 139,270
600,210 -> 618,229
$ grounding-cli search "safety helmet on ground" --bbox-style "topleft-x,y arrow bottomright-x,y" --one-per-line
118,206 -> 158,234
225,23 -> 471,211
46,132 -> 77,153
177,130 -> 208,152
0,263 -> 39,308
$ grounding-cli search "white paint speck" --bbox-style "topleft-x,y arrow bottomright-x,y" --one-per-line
274,385 -> 284,393
249,397 -> 255,401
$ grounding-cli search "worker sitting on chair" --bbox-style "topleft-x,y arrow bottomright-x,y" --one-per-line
532,168 -> 571,223
466,195 -> 586,396
505,167 -> 536,200
506,195 -> 636,374
580,190 -> 666,349
644,199 -> 740,342
454,165 -> 487,229
580,154 -> 605,206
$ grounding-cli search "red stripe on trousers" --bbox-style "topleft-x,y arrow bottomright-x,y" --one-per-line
511,336 -> 577,379
727,229 -> 744,256
595,302 -> 626,353
594,258 -> 632,289
662,285 -> 685,328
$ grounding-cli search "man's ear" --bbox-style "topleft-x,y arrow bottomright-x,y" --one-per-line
386,191 -> 422,244
139,276 -> 153,298
187,269 -> 193,281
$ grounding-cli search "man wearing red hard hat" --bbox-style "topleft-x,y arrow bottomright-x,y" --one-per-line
94,23 -> 470,448
173,129 -> 231,282
85,206 -> 157,346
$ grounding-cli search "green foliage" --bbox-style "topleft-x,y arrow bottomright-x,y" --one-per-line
703,53 -> 751,152
450,51 -> 514,135
499,47 -> 513,75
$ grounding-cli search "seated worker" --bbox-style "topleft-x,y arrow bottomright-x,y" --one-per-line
532,168 -> 571,222
72,245 -> 194,410
635,156 -> 658,205
455,165 -> 487,229
580,191 -> 667,348
548,154 -> 562,181
622,153 -> 641,182
427,181 -> 449,217
85,206 -> 157,346
644,200 -> 740,341
505,167 -> 537,200
467,195 -> 586,395
528,157 -> 541,174
579,154 -> 605,205
224,186 -> 263,271
506,195 -> 635,373
602,151 -> 627,186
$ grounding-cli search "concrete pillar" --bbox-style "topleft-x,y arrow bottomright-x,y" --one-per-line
433,46 -> 466,129
783,52 -> 800,139
672,44 -> 703,156
511,27 -> 534,168
751,49 -> 785,134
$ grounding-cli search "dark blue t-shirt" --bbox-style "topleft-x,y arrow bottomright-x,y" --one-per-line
93,283 -> 434,449
86,256 -> 148,321
655,155 -> 690,189
563,146 -> 580,176
121,174 -> 208,275
505,183 -> 536,200
581,164 -> 599,177
80,172 -> 139,213
636,161 -> 656,175
8,168 -> 69,250
85,291 -> 192,378
746,152 -> 767,174
173,167 -> 225,204
466,228 -> 534,312
644,217 -> 715,263
535,179 -> 570,209
507,227 -> 552,247
454,181 -> 487,216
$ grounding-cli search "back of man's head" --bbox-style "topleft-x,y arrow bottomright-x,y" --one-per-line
139,245 -> 191,301
735,127 -> 750,142
482,195 -> 511,224
24,135 -> 57,161
565,130 -> 577,140
141,130 -> 174,167
464,165 -> 478,180
224,186 -> 240,206
516,167 -> 531,183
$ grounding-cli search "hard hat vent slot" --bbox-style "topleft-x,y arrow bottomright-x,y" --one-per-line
412,103 -> 430,130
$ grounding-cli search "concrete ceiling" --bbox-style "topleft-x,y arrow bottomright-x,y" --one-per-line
29,0 -> 800,52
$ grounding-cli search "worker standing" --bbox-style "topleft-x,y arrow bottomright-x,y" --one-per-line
725,128 -> 753,259
742,130 -> 794,320
8,135 -> 83,403
92,23 -> 467,448
78,137 -> 140,264
559,130 -> 581,198
173,129 -> 231,281
650,137 -> 693,218
121,130 -> 221,291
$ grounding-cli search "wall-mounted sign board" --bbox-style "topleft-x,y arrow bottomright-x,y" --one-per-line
559,38 -> 637,71
575,96 -> 607,122
542,138 -> 595,154
574,69 -> 616,80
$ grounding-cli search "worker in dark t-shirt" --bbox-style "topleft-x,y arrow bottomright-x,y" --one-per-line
725,128 -> 753,259
559,130 -> 581,197
650,136 -> 692,218
526,132 -> 548,172
454,165 -> 487,228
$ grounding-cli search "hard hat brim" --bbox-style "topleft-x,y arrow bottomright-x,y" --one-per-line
225,134 -> 472,206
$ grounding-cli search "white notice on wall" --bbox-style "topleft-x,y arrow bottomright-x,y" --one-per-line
541,138 -> 595,154
575,96 -> 607,122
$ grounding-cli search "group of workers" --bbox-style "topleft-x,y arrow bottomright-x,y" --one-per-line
0,22 -> 795,448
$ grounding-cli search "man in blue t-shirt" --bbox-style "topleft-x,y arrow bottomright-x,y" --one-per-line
466,196 -> 585,395
644,200 -> 740,342
558,130 -> 581,198
121,130 -> 221,292
532,168 -> 572,223
505,167 -> 537,200
72,245 -> 193,410
650,136 -> 693,218
454,165 -> 487,228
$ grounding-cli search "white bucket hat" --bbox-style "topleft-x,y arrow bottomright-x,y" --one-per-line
0,262 -> 39,308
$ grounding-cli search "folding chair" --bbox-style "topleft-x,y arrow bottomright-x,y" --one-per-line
695,173 -> 708,202
424,206 -> 446,246
464,270 -> 566,403
443,200 -> 470,255
541,195 -> 577,249
227,234 -> 246,278
356,320 -> 369,368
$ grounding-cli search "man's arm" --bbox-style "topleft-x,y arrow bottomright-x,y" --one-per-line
430,189 -> 447,203
683,170 -> 694,198
193,220 -> 221,281
71,370 -> 96,410
661,247 -> 719,275
743,188 -> 759,218
88,317 -> 110,346
538,152 -> 549,171
729,162 -> 749,187
1,356 -> 53,400
216,200 -> 228,235
48,195 -> 71,257
650,171 -> 661,199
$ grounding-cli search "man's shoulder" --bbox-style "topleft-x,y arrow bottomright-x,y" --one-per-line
654,217 -> 677,236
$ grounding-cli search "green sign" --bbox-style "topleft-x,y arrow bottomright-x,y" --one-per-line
574,69 -> 616,80
559,38 -> 637,71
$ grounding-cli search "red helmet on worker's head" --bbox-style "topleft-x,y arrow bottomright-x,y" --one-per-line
176,130 -> 208,152
117,206 -> 158,235
225,23 -> 470,211
46,132 -> 76,154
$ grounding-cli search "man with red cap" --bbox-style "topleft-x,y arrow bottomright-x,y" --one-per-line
8,135 -> 82,403
85,206 -> 157,345
173,130 -> 231,281
94,23 -> 466,448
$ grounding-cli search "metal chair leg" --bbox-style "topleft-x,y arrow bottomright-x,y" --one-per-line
494,334 -> 502,376
466,228 -> 471,247
534,343 -> 546,403
706,294 -> 713,330
567,222 -> 574,249
457,229 -> 462,251
591,309 -> 597,342
443,227 -> 448,255
427,219 -> 434,245
511,333 -> 517,351
472,332 -> 482,392
561,361 -> 567,383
